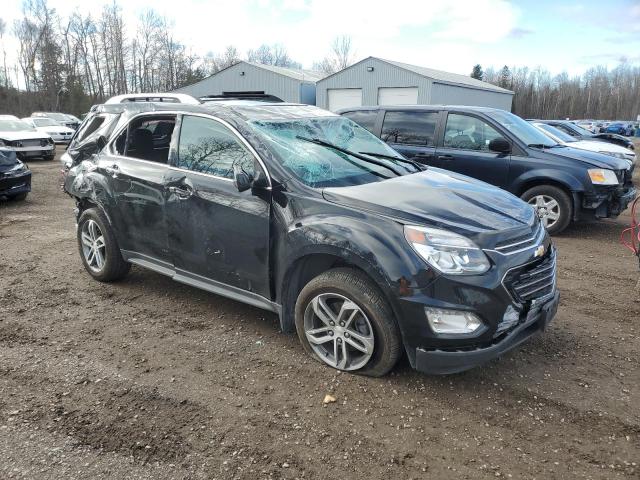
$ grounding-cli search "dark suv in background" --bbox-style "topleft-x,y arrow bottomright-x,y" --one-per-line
341,106 -> 636,234
64,102 -> 559,376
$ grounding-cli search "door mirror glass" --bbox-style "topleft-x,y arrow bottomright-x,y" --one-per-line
488,137 -> 511,154
233,164 -> 254,192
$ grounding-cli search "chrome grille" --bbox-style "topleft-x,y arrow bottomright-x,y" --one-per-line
503,249 -> 557,304
493,221 -> 544,255
14,139 -> 42,147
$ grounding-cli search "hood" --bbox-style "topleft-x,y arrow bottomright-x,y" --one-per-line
569,140 -> 633,156
0,130 -> 51,141
542,145 -> 630,170
35,126 -> 74,134
323,168 -> 536,242
0,149 -> 22,173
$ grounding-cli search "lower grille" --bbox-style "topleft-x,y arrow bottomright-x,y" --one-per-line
503,249 -> 557,304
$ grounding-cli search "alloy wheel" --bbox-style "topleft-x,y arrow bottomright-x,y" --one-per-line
528,194 -> 561,229
80,219 -> 106,272
303,293 -> 375,371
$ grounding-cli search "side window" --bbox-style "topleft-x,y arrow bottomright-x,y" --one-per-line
381,111 -> 438,146
176,115 -> 255,179
113,115 -> 176,163
555,124 -> 578,137
443,113 -> 501,151
342,111 -> 378,134
75,115 -> 106,143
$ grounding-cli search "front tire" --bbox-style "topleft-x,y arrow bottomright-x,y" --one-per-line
9,192 -> 28,201
521,185 -> 572,235
295,268 -> 402,377
77,208 -> 130,282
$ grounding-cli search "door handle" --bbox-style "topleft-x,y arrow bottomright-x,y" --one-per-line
168,185 -> 193,199
437,154 -> 454,161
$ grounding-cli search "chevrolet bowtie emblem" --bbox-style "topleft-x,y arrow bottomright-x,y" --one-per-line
533,245 -> 545,258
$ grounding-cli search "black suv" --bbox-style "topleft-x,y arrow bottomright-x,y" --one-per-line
341,106 -> 636,234
64,102 -> 559,376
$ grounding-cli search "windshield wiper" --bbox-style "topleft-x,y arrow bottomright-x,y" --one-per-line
358,151 -> 424,172
295,136 -> 402,176
527,143 -> 556,149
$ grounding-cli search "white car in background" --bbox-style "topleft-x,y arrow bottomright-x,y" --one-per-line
531,121 -> 636,165
0,115 -> 55,160
22,117 -> 75,144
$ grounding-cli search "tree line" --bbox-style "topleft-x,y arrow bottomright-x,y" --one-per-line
0,0 -> 352,116
471,63 -> 640,121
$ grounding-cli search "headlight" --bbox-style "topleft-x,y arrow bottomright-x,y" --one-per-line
587,169 -> 619,185
404,225 -> 490,275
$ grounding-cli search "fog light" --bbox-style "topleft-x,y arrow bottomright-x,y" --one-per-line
425,307 -> 482,334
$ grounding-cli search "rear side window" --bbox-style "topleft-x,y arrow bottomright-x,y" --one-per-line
176,115 -> 255,179
381,111 -> 438,146
342,111 -> 378,134
113,115 -> 176,163
443,113 -> 502,151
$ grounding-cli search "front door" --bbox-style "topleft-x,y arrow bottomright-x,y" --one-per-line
380,110 -> 440,166
165,114 -> 272,299
435,112 -> 510,188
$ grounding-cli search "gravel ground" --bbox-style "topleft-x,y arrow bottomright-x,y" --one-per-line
0,150 -> 639,480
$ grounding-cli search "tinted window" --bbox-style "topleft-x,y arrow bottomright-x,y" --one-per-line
177,115 -> 254,179
381,111 -> 438,146
342,110 -> 377,133
443,113 -> 502,151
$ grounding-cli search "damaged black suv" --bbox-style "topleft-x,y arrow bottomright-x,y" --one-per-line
64,102 -> 559,376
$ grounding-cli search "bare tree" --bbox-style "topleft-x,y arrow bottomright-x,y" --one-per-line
313,35 -> 355,74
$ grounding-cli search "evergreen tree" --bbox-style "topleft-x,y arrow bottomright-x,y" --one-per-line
470,64 -> 483,80
499,65 -> 512,88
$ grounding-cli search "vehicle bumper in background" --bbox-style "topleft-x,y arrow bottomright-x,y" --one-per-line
0,171 -> 32,197
414,290 -> 559,374
579,186 -> 637,219
3,145 -> 55,160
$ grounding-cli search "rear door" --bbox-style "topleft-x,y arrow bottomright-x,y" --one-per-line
105,113 -> 177,265
380,110 -> 440,165
435,112 -> 510,187
165,114 -> 272,299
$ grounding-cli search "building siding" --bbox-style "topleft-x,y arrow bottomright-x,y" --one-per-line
317,58 -> 431,109
430,82 -> 513,110
316,57 -> 514,111
174,62 -> 305,103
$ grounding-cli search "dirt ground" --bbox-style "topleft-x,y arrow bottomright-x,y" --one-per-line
0,149 -> 639,480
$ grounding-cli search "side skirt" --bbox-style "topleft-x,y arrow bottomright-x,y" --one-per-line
121,249 -> 281,315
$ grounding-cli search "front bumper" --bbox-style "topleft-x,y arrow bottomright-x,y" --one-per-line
0,170 -> 32,197
580,185 -> 637,219
415,290 -> 559,374
2,145 -> 55,160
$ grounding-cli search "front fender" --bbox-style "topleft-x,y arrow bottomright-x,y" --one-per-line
512,168 -> 585,194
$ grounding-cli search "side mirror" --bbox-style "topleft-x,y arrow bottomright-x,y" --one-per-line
233,165 -> 254,192
488,137 -> 511,154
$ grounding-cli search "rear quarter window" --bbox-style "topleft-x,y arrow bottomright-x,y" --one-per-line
381,111 -> 438,146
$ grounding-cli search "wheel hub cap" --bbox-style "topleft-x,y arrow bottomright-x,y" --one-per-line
303,293 -> 374,371
80,219 -> 106,272
528,195 -> 560,229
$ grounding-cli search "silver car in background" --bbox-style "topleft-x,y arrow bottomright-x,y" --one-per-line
0,115 -> 55,161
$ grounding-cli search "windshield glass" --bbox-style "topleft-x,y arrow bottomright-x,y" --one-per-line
0,119 -> 35,132
535,123 -> 576,143
249,116 -> 409,188
488,110 -> 557,147
32,118 -> 59,127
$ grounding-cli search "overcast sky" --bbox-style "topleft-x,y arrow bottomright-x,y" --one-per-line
2,0 -> 640,77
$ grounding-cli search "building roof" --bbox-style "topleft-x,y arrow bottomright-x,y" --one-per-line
320,56 -> 513,95
244,62 -> 325,83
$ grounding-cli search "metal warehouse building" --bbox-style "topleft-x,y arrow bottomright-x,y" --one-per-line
317,57 -> 514,112
173,61 -> 323,104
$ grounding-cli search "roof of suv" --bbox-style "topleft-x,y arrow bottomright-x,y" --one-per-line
336,105 -> 506,114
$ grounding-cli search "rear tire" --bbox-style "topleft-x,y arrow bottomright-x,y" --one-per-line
77,208 -> 130,282
521,185 -> 572,235
295,267 -> 402,377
